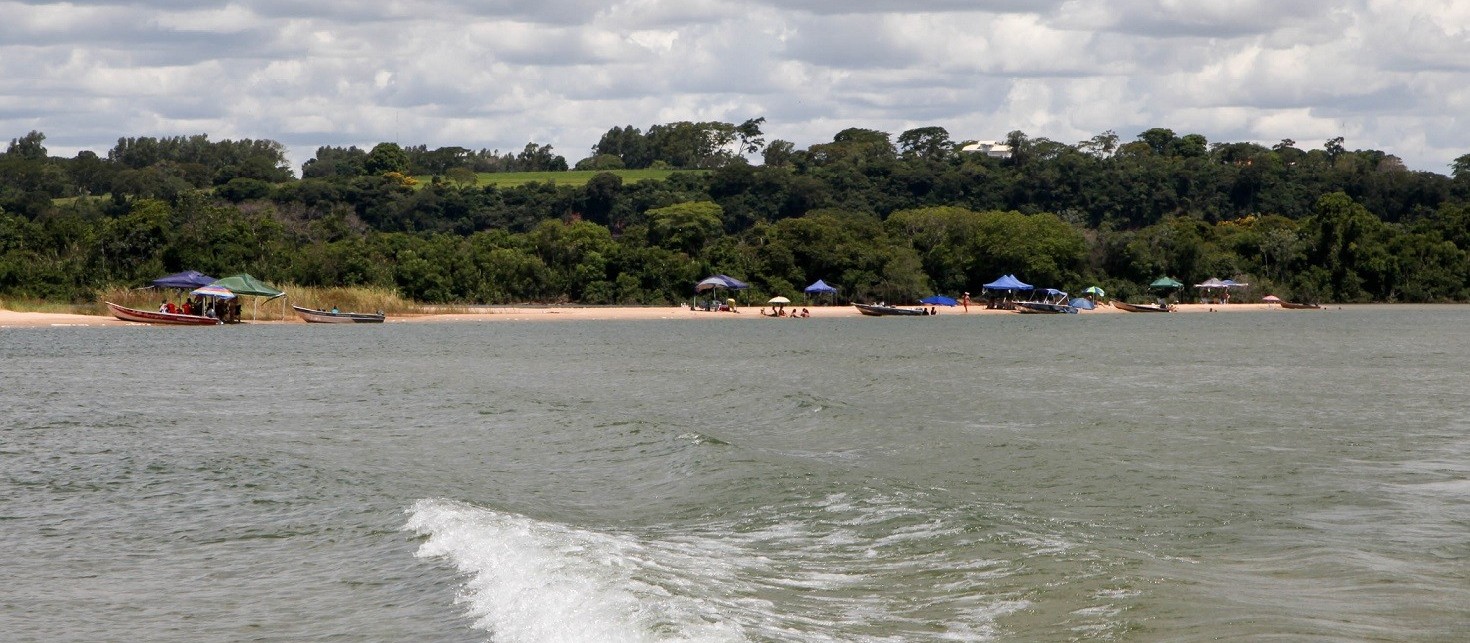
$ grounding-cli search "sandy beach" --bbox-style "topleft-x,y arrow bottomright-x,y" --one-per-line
0,302 -> 1289,328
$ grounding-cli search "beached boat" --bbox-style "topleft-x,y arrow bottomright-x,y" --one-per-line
293,305 -> 386,323
854,303 -> 928,317
1014,288 -> 1077,314
106,302 -> 222,326
1279,302 -> 1323,310
1112,301 -> 1173,313
1015,301 -> 1077,314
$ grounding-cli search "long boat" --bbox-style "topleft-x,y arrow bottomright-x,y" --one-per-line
293,305 -> 386,323
1112,301 -> 1173,313
106,302 -> 222,325
854,303 -> 928,317
1279,302 -> 1323,310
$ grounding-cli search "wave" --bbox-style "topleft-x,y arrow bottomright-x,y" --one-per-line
406,498 -> 741,642
403,493 -> 1056,642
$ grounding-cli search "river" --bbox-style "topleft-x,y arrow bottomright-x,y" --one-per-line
3,306 -> 1467,641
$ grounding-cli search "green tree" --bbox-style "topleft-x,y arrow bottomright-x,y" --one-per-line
364,143 -> 410,176
897,126 -> 953,161
648,201 -> 723,256
5,131 -> 48,161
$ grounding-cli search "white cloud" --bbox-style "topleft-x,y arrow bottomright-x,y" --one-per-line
1,0 -> 1467,172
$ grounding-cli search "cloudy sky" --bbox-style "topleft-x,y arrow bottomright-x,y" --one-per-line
3,1 -> 1468,174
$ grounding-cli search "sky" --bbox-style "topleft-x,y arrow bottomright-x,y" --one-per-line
3,1 -> 1468,175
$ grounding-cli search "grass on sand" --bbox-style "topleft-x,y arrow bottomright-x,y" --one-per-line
7,285 -> 452,321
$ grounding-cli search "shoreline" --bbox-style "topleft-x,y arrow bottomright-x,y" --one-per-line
0,302 -> 1335,328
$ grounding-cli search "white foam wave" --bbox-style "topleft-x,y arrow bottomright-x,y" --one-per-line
406,498 -> 742,643
406,493 -> 1054,642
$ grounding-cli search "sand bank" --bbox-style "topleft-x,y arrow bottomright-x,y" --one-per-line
2,301 -> 1297,328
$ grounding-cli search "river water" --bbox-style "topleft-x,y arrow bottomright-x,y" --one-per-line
3,306 -> 1468,641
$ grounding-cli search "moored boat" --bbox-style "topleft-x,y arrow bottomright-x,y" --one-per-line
1279,302 -> 1323,310
1112,301 -> 1174,313
293,305 -> 386,323
1015,301 -> 1078,314
106,302 -> 222,325
1014,288 -> 1077,314
854,303 -> 928,317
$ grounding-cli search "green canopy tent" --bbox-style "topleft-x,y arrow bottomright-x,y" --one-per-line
209,274 -> 286,321
1149,276 -> 1184,306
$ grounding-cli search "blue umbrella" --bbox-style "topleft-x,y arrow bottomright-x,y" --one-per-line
920,295 -> 958,306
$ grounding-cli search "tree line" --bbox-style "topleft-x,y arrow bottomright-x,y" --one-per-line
3,123 -> 1470,305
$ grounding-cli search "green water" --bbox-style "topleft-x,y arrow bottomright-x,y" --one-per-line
3,306 -> 1467,641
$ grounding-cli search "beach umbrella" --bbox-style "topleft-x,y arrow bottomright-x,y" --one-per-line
1149,277 -> 1184,289
190,285 -> 236,299
920,295 -> 957,306
1263,294 -> 1282,303
768,296 -> 791,305
1083,286 -> 1105,297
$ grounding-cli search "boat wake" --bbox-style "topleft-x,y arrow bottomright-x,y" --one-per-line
405,498 -> 742,642
405,492 -> 1045,642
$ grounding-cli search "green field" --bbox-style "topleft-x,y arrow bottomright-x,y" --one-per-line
421,169 -> 705,188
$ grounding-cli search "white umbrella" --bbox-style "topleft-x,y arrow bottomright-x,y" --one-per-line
1262,295 -> 1282,303
768,296 -> 791,305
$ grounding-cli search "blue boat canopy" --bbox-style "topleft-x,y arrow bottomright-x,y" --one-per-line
803,279 -> 838,294
151,270 -> 217,289
982,274 -> 1033,290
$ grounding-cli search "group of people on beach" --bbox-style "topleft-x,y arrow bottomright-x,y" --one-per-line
159,297 -> 241,322
760,307 -> 811,318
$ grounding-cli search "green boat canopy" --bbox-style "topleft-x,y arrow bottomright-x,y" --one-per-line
209,274 -> 285,300
1149,277 -> 1184,289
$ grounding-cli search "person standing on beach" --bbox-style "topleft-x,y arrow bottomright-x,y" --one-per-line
962,292 -> 970,313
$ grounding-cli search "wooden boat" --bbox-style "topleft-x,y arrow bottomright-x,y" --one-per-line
293,305 -> 386,323
1279,302 -> 1323,310
106,302 -> 222,325
1015,301 -> 1078,314
854,303 -> 928,317
1112,301 -> 1173,313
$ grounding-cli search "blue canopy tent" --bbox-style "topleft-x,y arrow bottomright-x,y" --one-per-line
151,270 -> 217,290
803,279 -> 838,306
981,274 -> 1033,308
982,274 -> 1033,291
693,274 -> 749,311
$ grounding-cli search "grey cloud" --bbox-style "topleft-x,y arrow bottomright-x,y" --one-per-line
760,0 -> 1066,16
3,0 -> 1467,173
780,16 -> 922,69
1066,0 -> 1352,39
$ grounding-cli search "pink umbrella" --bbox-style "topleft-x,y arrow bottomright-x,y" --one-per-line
1262,295 -> 1282,303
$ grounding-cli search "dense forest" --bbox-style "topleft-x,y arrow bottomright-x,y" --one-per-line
3,121 -> 1470,305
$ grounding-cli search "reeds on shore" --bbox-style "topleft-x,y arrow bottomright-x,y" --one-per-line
6,285 -> 449,321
